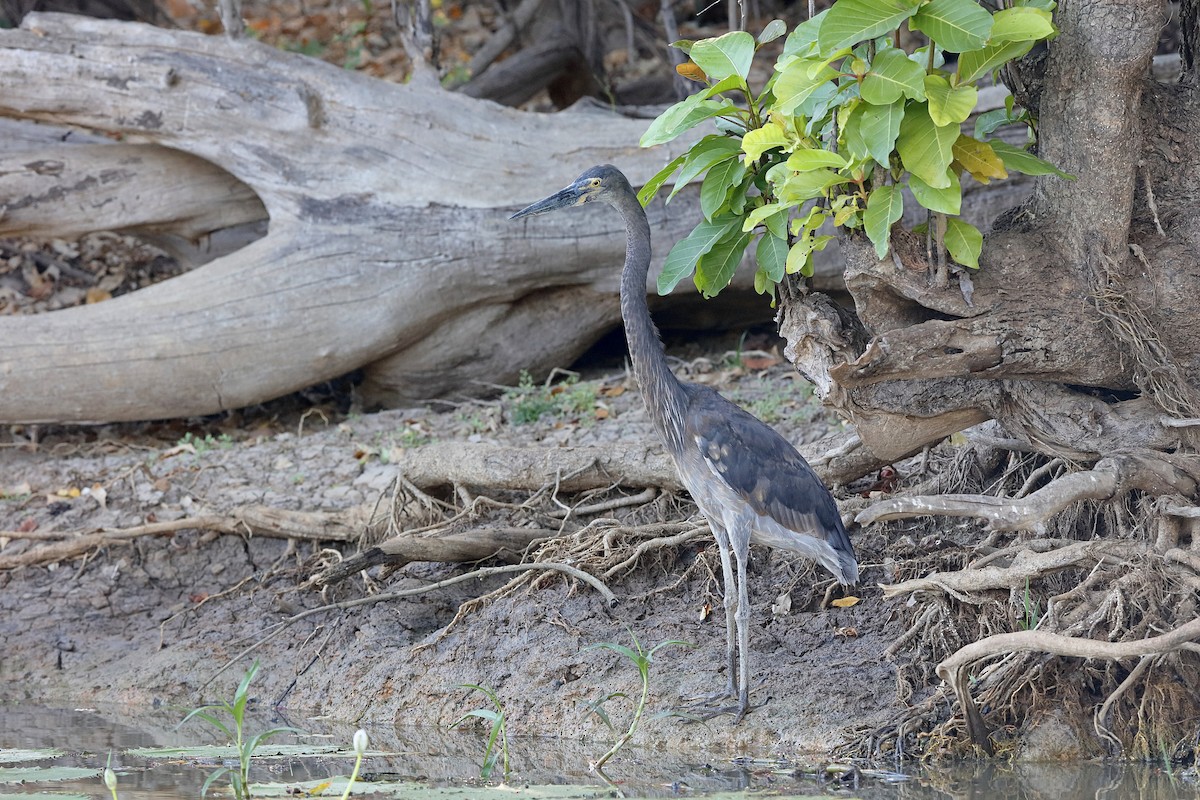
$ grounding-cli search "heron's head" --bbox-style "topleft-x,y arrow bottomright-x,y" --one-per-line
510,164 -> 630,219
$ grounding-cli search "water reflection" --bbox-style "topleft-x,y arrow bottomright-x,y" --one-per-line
0,703 -> 1196,799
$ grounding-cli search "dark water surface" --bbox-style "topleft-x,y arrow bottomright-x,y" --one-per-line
0,703 -> 1197,799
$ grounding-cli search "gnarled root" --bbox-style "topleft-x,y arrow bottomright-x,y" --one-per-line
859,452 -> 1200,532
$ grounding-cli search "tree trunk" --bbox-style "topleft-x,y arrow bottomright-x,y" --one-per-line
782,0 -> 1200,473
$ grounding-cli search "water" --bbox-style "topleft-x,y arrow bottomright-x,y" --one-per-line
0,703 -> 1196,799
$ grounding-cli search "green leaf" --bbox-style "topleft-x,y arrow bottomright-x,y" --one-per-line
990,6 -> 1055,43
944,217 -> 982,269
973,106 -> 1020,138
640,77 -> 744,147
908,168 -> 961,214
785,235 -> 832,276
818,0 -> 921,55
864,184 -> 903,259
910,0 -> 992,53
988,140 -> 1075,179
857,99 -> 905,165
956,38 -> 1035,84
668,135 -> 742,201
690,30 -> 755,82
923,74 -> 977,126
741,202 -> 789,237
860,47 -> 926,104
637,152 -> 687,206
695,229 -> 752,298
785,148 -> 847,171
778,169 -> 848,204
741,120 -> 791,162
896,101 -> 958,188
700,157 -> 748,220
755,233 -> 788,283
758,18 -> 787,45
657,216 -> 740,294
772,57 -> 839,115
794,80 -> 840,130
781,9 -> 827,59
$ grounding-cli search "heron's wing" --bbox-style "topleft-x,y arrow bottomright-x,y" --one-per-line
684,385 -> 854,558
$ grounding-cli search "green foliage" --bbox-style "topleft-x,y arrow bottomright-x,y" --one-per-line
180,661 -> 304,799
450,684 -> 510,781
504,370 -> 597,425
640,0 -> 1069,298
1019,577 -> 1041,631
177,431 -> 234,455
583,633 -> 692,773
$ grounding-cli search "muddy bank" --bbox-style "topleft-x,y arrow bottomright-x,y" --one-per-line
0,362 -> 1076,757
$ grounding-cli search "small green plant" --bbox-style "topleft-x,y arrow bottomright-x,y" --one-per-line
395,426 -> 431,448
339,729 -> 369,800
180,661 -> 304,799
450,684 -> 510,781
504,370 -> 598,425
103,752 -> 119,800
584,633 -> 691,773
1019,577 -> 1041,631
639,0 -> 1067,301
177,431 -> 234,455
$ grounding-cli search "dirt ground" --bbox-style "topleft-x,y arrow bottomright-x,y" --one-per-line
0,343 -> 933,758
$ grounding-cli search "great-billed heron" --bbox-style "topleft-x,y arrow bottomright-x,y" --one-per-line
511,164 -> 858,720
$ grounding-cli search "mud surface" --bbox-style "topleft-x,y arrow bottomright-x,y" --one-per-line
0,352 -> 914,756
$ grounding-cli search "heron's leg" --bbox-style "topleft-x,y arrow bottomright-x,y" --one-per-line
731,528 -> 752,721
708,520 -> 739,699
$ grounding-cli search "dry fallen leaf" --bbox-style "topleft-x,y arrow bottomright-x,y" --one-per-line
84,485 -> 107,509
85,287 -> 111,304
831,595 -> 860,608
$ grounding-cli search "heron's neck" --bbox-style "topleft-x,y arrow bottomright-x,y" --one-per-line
614,194 -> 688,452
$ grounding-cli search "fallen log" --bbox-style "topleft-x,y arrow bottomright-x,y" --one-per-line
0,13 -> 697,422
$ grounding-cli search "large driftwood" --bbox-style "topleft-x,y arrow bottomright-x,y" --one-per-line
0,13 -> 705,423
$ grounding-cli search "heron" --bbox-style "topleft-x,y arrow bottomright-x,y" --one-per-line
511,164 -> 858,720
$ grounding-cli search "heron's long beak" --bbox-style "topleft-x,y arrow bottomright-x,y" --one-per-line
510,185 -> 582,219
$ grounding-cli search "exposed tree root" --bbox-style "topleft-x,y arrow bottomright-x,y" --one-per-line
0,506 -> 368,569
859,453 -> 1200,532
937,617 -> 1200,752
840,434 -> 1200,761
881,539 -> 1144,602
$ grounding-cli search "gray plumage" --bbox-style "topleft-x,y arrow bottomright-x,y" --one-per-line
512,164 -> 858,719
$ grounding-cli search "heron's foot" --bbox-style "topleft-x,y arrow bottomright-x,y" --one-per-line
676,696 -> 761,724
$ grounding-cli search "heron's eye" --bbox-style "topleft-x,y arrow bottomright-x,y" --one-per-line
589,178 -> 601,188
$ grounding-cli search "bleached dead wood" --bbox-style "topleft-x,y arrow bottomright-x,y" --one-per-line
0,13 -> 702,422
